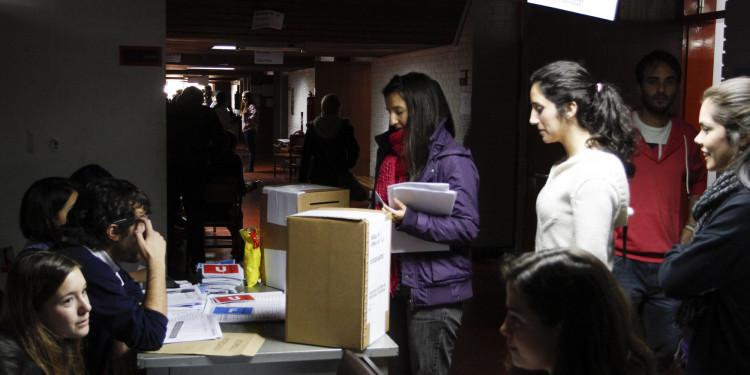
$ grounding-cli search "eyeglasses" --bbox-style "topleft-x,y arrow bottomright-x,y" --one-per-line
111,214 -> 147,225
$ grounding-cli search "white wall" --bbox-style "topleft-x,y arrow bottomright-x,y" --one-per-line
0,0 -> 166,254
287,68 -> 315,137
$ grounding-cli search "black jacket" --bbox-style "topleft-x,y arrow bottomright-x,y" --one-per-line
0,331 -> 44,375
299,115 -> 359,187
659,189 -> 750,374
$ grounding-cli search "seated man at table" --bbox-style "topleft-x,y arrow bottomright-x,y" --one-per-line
57,178 -> 167,374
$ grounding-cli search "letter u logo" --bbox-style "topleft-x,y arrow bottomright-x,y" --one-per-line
216,266 -> 226,273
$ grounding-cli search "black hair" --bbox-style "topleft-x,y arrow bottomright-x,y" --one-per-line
381,72 -> 455,179
214,91 -> 227,105
176,86 -> 204,106
64,178 -> 151,250
19,177 -> 77,245
69,163 -> 113,190
530,61 -> 636,177
321,93 -> 342,115
634,50 -> 681,84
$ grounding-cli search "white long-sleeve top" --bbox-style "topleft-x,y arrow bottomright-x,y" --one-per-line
535,148 -> 630,269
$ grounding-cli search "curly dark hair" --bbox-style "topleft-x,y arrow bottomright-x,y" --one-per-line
530,61 -> 636,177
64,178 -> 151,249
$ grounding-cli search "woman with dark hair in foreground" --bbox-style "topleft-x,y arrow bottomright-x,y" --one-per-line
501,249 -> 656,375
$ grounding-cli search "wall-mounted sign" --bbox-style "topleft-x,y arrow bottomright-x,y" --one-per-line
528,0 -> 618,21
165,53 -> 181,63
255,51 -> 283,65
252,10 -> 284,30
119,46 -> 162,66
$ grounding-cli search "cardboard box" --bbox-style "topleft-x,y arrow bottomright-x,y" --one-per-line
286,208 -> 391,350
260,184 -> 349,290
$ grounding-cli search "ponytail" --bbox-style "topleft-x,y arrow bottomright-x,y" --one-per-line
530,61 -> 636,177
584,82 -> 636,177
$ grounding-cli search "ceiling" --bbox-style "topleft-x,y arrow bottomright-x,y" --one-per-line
166,0 -> 469,81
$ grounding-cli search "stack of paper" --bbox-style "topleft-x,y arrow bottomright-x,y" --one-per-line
164,309 -> 222,344
386,182 -> 456,253
387,182 -> 456,215
167,284 -> 206,310
205,291 -> 286,323
200,263 -> 245,293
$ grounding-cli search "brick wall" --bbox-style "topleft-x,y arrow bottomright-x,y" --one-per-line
287,68 -> 315,137
369,13 -> 474,176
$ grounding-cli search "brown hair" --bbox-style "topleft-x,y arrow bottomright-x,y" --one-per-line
503,249 -> 656,375
1,251 -> 86,375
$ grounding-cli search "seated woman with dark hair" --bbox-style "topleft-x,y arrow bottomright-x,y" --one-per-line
501,249 -> 656,375
0,251 -> 91,375
19,177 -> 78,252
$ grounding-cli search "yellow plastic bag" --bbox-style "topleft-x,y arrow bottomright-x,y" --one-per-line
240,227 -> 261,287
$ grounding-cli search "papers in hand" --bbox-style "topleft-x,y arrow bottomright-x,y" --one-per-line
387,182 -> 456,216
387,182 -> 455,253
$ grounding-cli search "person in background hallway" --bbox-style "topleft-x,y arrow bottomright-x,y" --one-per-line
501,249 -> 656,375
212,91 -> 236,137
19,177 -> 77,253
0,251 -> 91,375
203,85 -> 212,106
299,93 -> 366,200
659,77 -> 750,374
241,90 -> 258,173
530,60 -> 635,269
375,72 -> 479,375
57,178 -> 167,375
613,50 -> 707,371
167,86 -> 228,270
206,130 -> 247,261
69,163 -> 113,190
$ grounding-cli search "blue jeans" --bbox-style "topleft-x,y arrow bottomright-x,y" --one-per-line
613,255 -> 681,370
389,288 -> 463,375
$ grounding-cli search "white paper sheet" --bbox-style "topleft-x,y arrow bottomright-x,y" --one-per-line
387,182 -> 456,216
164,310 -> 222,344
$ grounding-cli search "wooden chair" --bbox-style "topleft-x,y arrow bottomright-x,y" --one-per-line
273,133 -> 305,179
202,177 -> 244,263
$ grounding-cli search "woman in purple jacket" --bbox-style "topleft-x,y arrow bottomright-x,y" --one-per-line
375,72 -> 480,375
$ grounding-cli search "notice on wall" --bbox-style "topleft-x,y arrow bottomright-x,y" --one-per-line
527,0 -> 618,21
252,10 -> 284,30
460,92 -> 471,115
255,51 -> 283,65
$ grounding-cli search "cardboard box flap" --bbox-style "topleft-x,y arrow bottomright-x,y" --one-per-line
263,184 -> 347,226
291,208 -> 388,223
